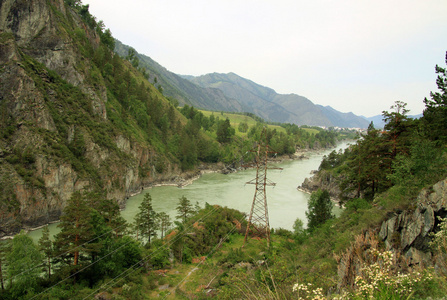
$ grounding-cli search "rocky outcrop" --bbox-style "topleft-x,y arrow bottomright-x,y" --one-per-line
336,178 -> 447,290
0,0 -> 188,238
379,178 -> 447,266
299,170 -> 342,199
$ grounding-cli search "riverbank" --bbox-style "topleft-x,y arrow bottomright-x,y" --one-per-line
7,144 -> 343,241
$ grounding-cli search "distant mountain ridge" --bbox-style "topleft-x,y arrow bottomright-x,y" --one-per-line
366,113 -> 423,129
188,72 -> 370,128
116,41 -> 369,128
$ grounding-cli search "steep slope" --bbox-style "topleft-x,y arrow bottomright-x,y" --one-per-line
189,72 -> 295,122
318,105 -> 370,128
114,43 -> 369,128
0,0 -> 194,237
114,41 -> 243,112
190,72 -> 370,128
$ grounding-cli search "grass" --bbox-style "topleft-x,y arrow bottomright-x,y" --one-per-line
198,110 -> 311,137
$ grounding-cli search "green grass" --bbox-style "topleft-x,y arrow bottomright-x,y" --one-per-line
302,128 -> 320,135
199,110 -> 287,136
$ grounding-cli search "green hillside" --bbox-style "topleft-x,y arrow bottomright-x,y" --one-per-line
2,0 -> 446,299
0,0 -> 343,239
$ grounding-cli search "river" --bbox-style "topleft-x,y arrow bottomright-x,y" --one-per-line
28,142 -> 350,242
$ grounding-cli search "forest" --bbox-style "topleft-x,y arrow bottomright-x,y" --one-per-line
0,53 -> 446,298
1,0 -> 447,298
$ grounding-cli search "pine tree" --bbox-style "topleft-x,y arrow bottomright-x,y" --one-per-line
6,231 -> 42,298
157,212 -> 172,239
423,51 -> 447,144
305,189 -> 334,231
96,198 -> 127,237
382,101 -> 413,159
216,118 -> 234,143
38,225 -> 53,279
176,196 -> 195,224
54,192 -> 97,268
134,193 -> 158,244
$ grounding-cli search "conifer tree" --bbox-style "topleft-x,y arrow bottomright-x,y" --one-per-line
6,231 -> 42,298
382,100 -> 413,159
423,51 -> 447,144
54,192 -> 97,268
96,198 -> 127,237
305,189 -> 334,231
134,193 -> 158,244
38,225 -> 53,279
157,212 -> 172,239
176,196 -> 195,224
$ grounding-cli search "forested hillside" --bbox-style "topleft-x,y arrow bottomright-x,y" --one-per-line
0,0 -> 343,238
1,0 -> 446,299
115,42 -> 370,128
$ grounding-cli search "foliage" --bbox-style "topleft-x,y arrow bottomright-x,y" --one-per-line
389,137 -> 447,190
175,196 -> 195,224
54,191 -> 98,269
134,193 -> 158,244
305,189 -> 334,231
422,51 -> 447,144
5,231 -> 42,298
38,226 -> 53,279
430,216 -> 447,276
349,249 -> 435,299
156,212 -> 172,239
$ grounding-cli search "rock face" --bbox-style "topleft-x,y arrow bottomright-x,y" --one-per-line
379,178 -> 447,266
0,0 -> 186,238
299,170 -> 343,199
337,178 -> 447,290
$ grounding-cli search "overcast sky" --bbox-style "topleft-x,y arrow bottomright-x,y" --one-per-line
85,0 -> 447,117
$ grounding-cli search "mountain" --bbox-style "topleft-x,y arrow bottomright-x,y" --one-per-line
188,72 -> 370,128
0,0 -> 212,237
114,40 -> 243,112
114,43 -> 369,128
318,105 -> 370,128
366,113 -> 423,129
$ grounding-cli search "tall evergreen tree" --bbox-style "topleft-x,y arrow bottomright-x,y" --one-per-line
6,231 -> 42,298
176,196 -> 195,224
134,193 -> 158,244
216,118 -> 234,143
423,51 -> 447,144
38,225 -> 53,279
382,101 -> 413,159
305,189 -> 334,231
157,212 -> 172,239
54,192 -> 97,269
95,197 -> 127,237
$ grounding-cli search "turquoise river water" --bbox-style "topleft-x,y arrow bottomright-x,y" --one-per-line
28,142 -> 350,242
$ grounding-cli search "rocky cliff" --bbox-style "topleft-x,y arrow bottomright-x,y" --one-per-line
299,169 -> 358,202
0,0 -> 187,238
336,177 -> 447,290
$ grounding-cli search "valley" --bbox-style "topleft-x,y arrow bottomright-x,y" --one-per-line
0,0 -> 447,299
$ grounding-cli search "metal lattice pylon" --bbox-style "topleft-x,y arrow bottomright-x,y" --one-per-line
243,128 -> 280,246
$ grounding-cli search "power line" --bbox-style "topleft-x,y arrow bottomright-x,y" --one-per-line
161,214 -> 246,299
5,134 -> 257,296
244,127 -> 282,247
82,203 -> 226,299
5,220 -> 129,284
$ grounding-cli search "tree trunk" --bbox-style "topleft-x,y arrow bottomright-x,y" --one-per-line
74,234 -> 79,266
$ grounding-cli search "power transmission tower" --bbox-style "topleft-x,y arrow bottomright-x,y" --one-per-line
243,128 -> 281,246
